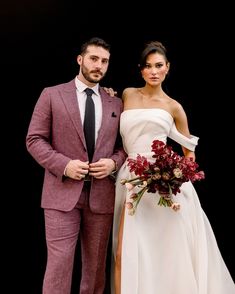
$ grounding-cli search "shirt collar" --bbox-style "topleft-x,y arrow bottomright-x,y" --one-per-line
75,76 -> 99,96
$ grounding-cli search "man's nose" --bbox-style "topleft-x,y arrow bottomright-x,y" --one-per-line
95,60 -> 102,68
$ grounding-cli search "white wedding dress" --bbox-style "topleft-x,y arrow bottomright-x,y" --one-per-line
112,109 -> 235,294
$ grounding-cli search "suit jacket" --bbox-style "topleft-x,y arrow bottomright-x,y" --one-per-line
26,78 -> 127,213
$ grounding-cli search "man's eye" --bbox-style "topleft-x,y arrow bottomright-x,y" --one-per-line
102,60 -> 109,64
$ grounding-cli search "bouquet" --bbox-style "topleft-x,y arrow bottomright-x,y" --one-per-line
121,139 -> 205,215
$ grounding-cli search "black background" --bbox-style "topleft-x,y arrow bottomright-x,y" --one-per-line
2,1 -> 234,293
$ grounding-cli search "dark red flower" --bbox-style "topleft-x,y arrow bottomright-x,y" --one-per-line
122,140 -> 205,215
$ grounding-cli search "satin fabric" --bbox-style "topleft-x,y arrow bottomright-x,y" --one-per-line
112,109 -> 235,294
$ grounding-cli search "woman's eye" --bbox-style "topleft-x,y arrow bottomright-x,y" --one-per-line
156,63 -> 163,68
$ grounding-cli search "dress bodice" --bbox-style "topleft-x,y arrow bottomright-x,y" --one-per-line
120,109 -> 199,156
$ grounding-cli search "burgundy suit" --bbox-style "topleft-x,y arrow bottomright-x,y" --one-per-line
26,78 -> 126,294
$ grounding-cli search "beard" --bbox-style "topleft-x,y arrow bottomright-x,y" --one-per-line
81,66 -> 104,84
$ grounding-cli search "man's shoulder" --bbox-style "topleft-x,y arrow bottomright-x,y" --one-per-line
43,78 -> 75,92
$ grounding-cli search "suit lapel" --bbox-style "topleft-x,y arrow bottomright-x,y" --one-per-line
60,79 -> 86,148
60,82 -> 115,153
95,88 -> 114,149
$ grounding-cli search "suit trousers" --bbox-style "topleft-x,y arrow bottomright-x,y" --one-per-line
43,182 -> 113,294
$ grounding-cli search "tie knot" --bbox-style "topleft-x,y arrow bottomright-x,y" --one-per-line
84,88 -> 94,97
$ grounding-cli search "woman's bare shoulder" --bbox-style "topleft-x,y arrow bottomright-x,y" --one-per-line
167,97 -> 188,123
166,96 -> 183,111
122,87 -> 140,101
122,87 -> 138,95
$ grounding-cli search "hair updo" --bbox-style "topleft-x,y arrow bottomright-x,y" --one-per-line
139,41 -> 168,70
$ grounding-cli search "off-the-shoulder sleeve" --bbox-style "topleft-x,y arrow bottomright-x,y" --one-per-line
168,123 -> 199,151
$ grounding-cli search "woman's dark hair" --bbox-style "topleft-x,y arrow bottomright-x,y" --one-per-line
80,37 -> 111,55
139,41 -> 168,70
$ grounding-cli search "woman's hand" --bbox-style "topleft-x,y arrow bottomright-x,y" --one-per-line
103,87 -> 117,97
183,148 -> 196,161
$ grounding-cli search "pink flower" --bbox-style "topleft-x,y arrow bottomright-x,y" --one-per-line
126,202 -> 134,209
125,182 -> 135,191
171,202 -> 181,211
126,202 -> 135,215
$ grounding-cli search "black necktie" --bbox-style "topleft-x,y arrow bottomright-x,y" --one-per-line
84,88 -> 95,162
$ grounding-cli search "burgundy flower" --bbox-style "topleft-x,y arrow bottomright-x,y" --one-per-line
121,140 -> 205,215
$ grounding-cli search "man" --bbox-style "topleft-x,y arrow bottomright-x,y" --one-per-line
26,37 -> 126,294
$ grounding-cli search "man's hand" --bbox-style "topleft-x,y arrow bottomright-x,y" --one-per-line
89,158 -> 116,179
65,160 -> 89,180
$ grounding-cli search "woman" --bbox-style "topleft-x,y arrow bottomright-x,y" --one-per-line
112,41 -> 235,293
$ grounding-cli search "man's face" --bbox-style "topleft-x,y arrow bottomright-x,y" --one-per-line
77,45 -> 110,84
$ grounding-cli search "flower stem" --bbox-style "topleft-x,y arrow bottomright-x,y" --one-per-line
133,186 -> 148,211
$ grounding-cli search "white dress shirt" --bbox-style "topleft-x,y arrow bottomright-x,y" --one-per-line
75,77 -> 102,143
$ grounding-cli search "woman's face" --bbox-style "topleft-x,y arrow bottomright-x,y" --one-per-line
141,52 -> 169,86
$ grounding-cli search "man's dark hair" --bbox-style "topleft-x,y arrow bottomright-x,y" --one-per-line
80,37 -> 111,55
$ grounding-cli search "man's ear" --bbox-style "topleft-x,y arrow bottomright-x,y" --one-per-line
77,55 -> 82,66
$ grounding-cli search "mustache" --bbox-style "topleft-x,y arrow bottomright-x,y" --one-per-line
90,70 -> 103,76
